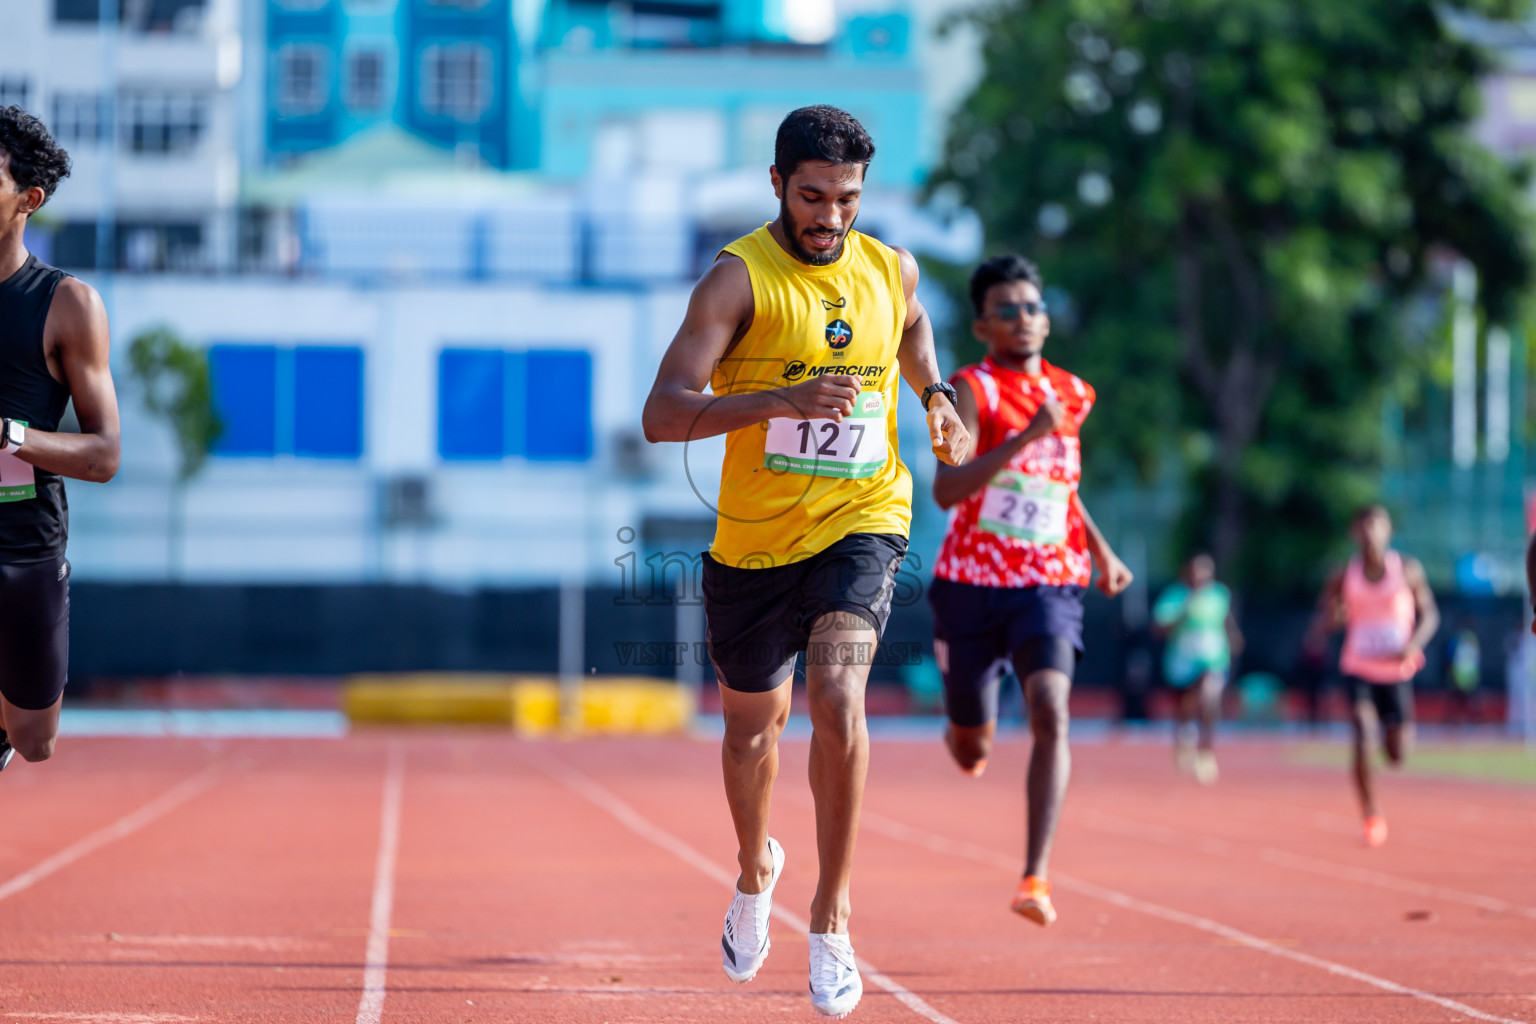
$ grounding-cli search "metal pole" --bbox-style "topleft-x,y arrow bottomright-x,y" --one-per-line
97,0 -> 117,276
1486,326 -> 1511,465
1451,261 -> 1478,470
1121,530 -> 1148,632
675,571 -> 704,692
559,573 -> 584,735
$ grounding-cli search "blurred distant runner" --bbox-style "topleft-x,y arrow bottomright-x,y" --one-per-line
1309,505 -> 1438,847
1153,553 -> 1242,784
928,254 -> 1132,927
0,108 -> 120,772
1441,618 -> 1480,726
642,105 -> 969,1018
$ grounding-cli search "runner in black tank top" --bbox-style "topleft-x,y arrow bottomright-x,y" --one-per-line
0,254 -> 74,556
0,107 -> 122,770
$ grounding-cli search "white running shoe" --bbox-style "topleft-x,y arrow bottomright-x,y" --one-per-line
808,932 -> 863,1018
721,837 -> 784,983
1174,739 -> 1196,775
1194,750 -> 1219,785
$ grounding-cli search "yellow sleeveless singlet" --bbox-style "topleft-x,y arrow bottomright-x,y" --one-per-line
708,224 -> 912,567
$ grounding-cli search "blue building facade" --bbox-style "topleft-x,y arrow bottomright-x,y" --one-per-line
262,0 -> 923,182
266,0 -> 526,169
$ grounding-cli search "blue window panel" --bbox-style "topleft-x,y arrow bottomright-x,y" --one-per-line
523,349 -> 592,461
503,350 -> 526,457
209,345 -> 278,456
439,348 -> 505,459
294,346 -> 364,458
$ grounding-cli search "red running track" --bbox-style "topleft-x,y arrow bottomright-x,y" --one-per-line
0,732 -> 1532,1023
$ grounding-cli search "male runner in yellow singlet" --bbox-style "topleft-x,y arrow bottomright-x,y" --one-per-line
643,105 -> 970,1019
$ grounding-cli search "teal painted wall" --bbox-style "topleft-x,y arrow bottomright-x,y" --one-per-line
264,0 -> 925,184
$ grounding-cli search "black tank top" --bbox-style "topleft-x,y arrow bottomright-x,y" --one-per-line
0,254 -> 71,562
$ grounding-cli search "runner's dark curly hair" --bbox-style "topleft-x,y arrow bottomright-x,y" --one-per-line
775,106 -> 875,179
0,106 -> 71,209
968,254 -> 1044,317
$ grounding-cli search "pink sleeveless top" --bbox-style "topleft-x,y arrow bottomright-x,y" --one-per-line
1340,551 -> 1424,683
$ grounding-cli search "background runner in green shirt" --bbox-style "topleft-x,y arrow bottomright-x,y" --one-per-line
1152,554 -> 1243,784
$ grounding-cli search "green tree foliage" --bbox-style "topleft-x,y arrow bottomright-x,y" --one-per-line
933,0 -> 1535,587
127,327 -> 220,482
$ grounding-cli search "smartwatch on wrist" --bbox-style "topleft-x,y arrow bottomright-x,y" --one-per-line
921,381 -> 958,412
0,419 -> 20,451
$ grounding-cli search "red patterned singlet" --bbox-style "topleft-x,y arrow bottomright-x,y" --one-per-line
933,356 -> 1096,589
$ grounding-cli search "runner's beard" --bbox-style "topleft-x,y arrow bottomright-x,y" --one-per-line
780,197 -> 853,266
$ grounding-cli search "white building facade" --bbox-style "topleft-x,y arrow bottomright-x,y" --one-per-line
0,0 -> 242,271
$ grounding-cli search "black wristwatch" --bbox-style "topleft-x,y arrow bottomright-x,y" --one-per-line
921,381 -> 958,412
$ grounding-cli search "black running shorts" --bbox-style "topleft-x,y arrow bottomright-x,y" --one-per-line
702,533 -> 908,693
1346,675 -> 1414,729
0,556 -> 70,711
930,577 -> 1083,728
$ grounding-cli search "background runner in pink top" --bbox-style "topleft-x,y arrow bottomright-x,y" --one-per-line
1340,550 -> 1425,683
1310,504 -> 1439,847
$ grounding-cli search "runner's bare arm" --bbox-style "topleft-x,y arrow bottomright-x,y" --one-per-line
1226,609 -> 1246,658
1308,569 -> 1347,639
932,386 -> 1061,509
893,248 -> 969,466
1403,557 -> 1440,658
18,277 -> 120,483
1073,492 -> 1133,597
643,257 -> 860,442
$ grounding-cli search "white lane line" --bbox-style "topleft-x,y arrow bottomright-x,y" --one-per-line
0,762 -> 223,905
857,808 -> 1529,1024
1076,808 -> 1536,920
355,745 -> 405,1024
539,756 -> 963,1024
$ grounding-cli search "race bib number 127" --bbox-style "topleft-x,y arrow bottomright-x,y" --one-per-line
763,392 -> 888,479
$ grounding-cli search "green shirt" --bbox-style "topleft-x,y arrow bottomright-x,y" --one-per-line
1154,581 -> 1233,683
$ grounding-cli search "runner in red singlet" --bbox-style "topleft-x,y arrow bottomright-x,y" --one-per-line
929,254 -> 1133,925
1309,504 -> 1438,847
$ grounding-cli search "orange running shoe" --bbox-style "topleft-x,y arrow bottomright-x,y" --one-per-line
1364,815 -> 1388,848
1011,876 -> 1057,926
944,725 -> 987,778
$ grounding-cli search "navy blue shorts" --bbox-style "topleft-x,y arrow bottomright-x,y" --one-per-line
929,578 -> 1083,727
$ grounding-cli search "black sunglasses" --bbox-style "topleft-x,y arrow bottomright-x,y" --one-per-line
988,300 -> 1048,320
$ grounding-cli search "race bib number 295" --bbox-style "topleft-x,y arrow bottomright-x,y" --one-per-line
978,471 -> 1069,544
763,392 -> 888,480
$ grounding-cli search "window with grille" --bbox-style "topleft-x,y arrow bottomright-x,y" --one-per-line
345,50 -> 386,112
51,92 -> 112,147
121,92 -> 205,154
0,79 -> 31,113
278,45 -> 329,116
419,43 -> 491,121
